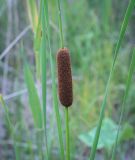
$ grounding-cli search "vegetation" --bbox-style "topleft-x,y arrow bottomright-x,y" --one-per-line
0,0 -> 135,160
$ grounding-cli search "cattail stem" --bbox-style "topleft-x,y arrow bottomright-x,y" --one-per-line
57,0 -> 64,48
57,48 -> 72,160
65,108 -> 70,160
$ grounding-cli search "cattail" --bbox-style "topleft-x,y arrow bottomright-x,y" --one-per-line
57,48 -> 73,107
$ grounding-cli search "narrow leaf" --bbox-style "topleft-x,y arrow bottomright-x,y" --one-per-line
24,64 -> 42,129
111,48 -> 135,160
89,0 -> 135,159
43,0 -> 65,159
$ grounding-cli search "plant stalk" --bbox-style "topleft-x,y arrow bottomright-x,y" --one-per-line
65,108 -> 70,160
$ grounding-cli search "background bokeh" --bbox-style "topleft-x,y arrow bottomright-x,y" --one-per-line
0,0 -> 135,159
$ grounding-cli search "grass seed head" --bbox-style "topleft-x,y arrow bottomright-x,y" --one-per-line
57,48 -> 73,107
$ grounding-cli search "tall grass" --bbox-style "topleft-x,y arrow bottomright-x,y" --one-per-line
57,0 -> 64,48
1,0 -> 135,159
23,60 -> 42,129
56,0 -> 71,160
24,65 -> 44,159
89,0 -> 135,159
111,48 -> 135,160
26,0 -> 38,33
42,0 -> 65,159
40,0 -> 49,159
0,95 -> 20,160
26,0 -> 41,78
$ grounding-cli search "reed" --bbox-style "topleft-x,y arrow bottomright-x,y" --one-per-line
40,0 -> 49,159
57,47 -> 73,160
89,0 -> 135,159
1,0 -> 135,159
56,0 -> 73,159
42,0 -> 65,159
111,48 -> 135,160
57,48 -> 73,107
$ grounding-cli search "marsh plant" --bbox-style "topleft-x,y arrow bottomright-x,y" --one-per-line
0,0 -> 135,160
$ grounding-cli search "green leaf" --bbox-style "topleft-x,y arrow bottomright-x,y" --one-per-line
111,48 -> 135,160
89,0 -> 135,159
24,64 -> 42,129
26,0 -> 38,33
120,123 -> 135,142
79,119 -> 135,151
79,118 -> 118,150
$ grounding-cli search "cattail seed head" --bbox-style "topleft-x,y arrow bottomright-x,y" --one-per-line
57,48 -> 73,107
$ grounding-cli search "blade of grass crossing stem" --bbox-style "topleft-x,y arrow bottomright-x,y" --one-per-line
89,1 -> 135,160
40,0 -> 49,159
0,95 -> 20,160
111,48 -> 135,160
42,0 -> 65,159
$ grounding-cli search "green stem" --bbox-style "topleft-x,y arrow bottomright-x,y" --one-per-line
111,48 -> 135,160
43,0 -> 65,159
40,0 -> 49,159
57,0 -> 64,48
37,130 -> 44,160
65,108 -> 70,160
89,0 -> 135,159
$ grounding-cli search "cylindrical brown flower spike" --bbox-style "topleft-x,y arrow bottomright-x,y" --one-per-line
57,48 -> 73,107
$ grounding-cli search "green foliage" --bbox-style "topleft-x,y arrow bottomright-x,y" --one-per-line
111,48 -> 135,160
79,118 -> 118,150
120,123 -> 135,142
89,0 -> 135,159
79,118 -> 135,150
1,0 -> 135,159
40,0 -> 49,158
24,64 -> 42,129
42,0 -> 65,159
0,95 -> 20,160
26,0 -> 38,33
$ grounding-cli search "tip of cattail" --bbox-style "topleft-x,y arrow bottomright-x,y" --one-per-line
57,48 -> 73,107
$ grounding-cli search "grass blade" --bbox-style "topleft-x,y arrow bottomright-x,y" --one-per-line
111,48 -> 135,160
42,0 -> 65,159
0,95 -> 20,160
23,63 -> 42,129
26,0 -> 38,33
27,0 -> 41,78
57,0 -> 64,48
56,1 -> 71,159
89,1 -> 135,159
40,0 -> 49,159
34,0 -> 42,78
23,60 -> 44,159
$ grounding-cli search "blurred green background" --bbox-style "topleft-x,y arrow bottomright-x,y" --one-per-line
0,0 -> 135,160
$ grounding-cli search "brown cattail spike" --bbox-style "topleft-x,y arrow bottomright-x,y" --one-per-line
57,48 -> 73,107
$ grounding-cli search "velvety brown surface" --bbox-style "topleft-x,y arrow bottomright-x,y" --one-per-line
57,48 -> 73,107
